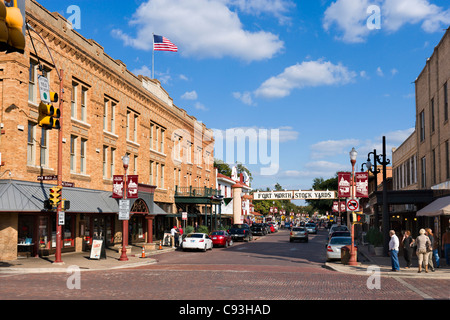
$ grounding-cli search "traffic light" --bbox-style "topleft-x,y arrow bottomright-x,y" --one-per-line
0,0 -> 26,54
38,92 -> 60,130
49,186 -> 62,208
351,212 -> 363,224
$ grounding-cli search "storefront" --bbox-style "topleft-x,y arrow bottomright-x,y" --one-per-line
0,180 -> 166,261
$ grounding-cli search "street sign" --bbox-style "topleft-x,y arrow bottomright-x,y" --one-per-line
118,199 -> 130,220
182,212 -> 187,221
37,175 -> 58,181
38,75 -> 51,103
58,211 -> 65,225
346,199 -> 360,212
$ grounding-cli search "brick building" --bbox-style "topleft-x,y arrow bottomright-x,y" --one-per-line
391,27 -> 450,242
0,0 -> 216,260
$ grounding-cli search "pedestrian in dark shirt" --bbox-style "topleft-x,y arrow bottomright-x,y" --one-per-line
402,230 -> 414,269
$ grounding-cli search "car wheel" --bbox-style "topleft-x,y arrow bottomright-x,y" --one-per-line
229,240 -> 233,246
203,245 -> 207,252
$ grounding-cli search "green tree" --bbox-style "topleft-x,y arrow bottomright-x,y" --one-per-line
306,174 -> 338,214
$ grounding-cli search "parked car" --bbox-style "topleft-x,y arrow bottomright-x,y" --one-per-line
250,223 -> 266,236
262,223 -> 272,234
228,224 -> 253,242
182,233 -> 213,252
329,224 -> 349,234
305,222 -> 318,234
290,227 -> 308,242
326,236 -> 352,261
268,221 -> 278,232
210,230 -> 233,248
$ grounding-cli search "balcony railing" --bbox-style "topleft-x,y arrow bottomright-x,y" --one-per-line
175,186 -> 221,198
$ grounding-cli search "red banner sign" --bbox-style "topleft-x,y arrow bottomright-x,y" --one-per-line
112,175 -> 124,199
127,175 -> 139,199
338,172 -> 351,198
355,172 -> 369,198
332,201 -> 346,213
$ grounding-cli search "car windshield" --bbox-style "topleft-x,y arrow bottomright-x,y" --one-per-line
211,231 -> 224,235
292,227 -> 305,231
306,223 -> 315,227
331,226 -> 348,232
329,237 -> 352,245
186,234 -> 204,238
232,224 -> 248,229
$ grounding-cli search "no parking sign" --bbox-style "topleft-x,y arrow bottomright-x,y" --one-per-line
346,199 -> 359,212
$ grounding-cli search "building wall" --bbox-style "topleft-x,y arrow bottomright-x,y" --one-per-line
415,29 -> 450,190
392,132 -> 418,191
0,0 -> 216,215
0,213 -> 18,260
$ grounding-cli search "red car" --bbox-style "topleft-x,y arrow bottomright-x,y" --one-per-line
210,230 -> 233,248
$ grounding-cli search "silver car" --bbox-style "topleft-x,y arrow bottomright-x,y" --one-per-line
326,236 -> 352,261
290,227 -> 308,242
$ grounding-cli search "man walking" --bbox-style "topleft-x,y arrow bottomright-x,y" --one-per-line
389,230 -> 400,272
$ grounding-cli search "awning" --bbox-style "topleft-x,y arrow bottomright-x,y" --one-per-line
417,196 -> 450,217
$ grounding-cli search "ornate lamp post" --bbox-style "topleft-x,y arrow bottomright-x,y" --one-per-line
348,147 -> 358,266
119,154 -> 130,262
361,149 -> 381,228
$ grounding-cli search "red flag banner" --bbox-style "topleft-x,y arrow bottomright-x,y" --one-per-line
338,172 -> 351,198
355,172 -> 369,198
127,175 -> 139,199
112,175 -> 124,199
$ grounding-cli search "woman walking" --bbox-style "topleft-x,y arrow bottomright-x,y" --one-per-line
425,228 -> 437,271
416,229 -> 431,273
401,230 -> 414,269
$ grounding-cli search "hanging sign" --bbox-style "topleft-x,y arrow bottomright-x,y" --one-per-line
338,172 -> 352,198
127,175 -> 139,199
112,175 -> 124,199
346,199 -> 360,212
355,172 -> 369,198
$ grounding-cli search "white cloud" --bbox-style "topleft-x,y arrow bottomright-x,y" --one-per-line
323,0 -> 450,43
112,0 -> 284,62
194,102 -> 209,111
227,0 -> 295,24
376,67 -> 384,77
254,60 -> 356,99
323,0 -> 372,43
181,91 -> 198,100
310,139 -> 360,160
233,91 -> 255,106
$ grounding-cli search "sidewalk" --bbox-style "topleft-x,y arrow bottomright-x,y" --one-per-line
325,244 -> 450,279
0,245 -> 176,274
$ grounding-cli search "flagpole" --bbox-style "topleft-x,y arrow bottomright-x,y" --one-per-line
152,33 -> 155,79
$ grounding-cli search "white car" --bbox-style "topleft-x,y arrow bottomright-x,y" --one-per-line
182,233 -> 213,252
326,236 -> 352,261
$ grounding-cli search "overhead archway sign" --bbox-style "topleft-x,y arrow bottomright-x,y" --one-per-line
253,190 -> 336,200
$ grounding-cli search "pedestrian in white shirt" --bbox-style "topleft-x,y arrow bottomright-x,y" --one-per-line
389,230 -> 400,271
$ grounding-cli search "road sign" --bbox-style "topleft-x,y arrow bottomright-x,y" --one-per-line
182,212 -> 187,221
119,199 -> 130,220
58,211 -> 65,226
38,75 -> 50,103
346,199 -> 359,212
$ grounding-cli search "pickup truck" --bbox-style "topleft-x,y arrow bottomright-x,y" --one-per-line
228,224 -> 253,242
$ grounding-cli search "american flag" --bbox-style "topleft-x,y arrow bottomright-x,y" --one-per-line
153,35 -> 178,52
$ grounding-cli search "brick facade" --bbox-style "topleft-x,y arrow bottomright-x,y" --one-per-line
0,0 -> 216,260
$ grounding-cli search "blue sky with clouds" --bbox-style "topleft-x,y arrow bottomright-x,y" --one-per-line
39,0 -> 450,191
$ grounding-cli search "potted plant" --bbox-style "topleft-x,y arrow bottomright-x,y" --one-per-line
367,228 -> 383,255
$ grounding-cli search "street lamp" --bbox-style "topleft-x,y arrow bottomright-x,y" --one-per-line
362,150 -> 382,228
348,147 -> 358,266
119,154 -> 130,261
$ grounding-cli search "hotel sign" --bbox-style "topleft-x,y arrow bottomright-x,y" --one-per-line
253,190 -> 336,201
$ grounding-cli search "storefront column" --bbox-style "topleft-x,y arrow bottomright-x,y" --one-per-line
146,215 -> 155,243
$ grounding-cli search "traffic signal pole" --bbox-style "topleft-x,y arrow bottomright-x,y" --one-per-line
54,69 -> 64,264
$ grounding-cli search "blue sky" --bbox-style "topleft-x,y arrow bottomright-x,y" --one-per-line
38,0 -> 450,191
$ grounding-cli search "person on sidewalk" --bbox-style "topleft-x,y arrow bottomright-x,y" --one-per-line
401,230 -> 414,269
426,228 -> 437,271
389,230 -> 400,272
443,227 -> 450,266
416,229 -> 431,273
170,226 -> 177,248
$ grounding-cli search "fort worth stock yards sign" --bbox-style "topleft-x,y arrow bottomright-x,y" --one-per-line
253,190 -> 336,201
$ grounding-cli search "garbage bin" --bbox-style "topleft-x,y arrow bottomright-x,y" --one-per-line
341,246 -> 350,264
